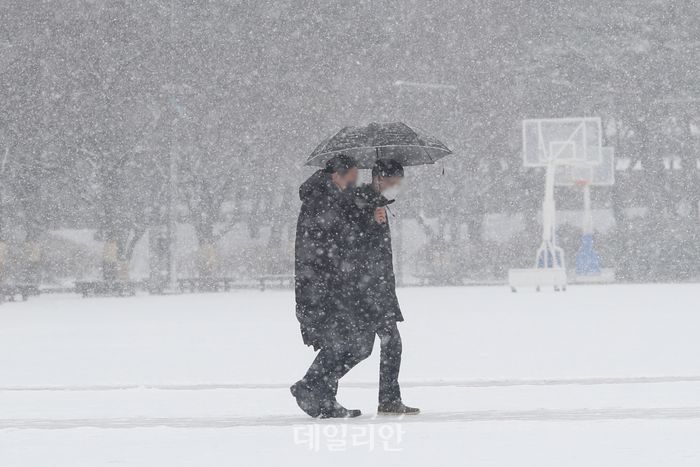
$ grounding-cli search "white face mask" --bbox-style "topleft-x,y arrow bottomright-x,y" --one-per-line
382,185 -> 401,200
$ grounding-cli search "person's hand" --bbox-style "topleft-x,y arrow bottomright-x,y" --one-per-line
374,207 -> 387,224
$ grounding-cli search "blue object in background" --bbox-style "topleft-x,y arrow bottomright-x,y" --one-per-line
575,234 -> 601,275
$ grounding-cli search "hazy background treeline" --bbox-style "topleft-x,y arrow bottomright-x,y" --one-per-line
0,0 -> 698,286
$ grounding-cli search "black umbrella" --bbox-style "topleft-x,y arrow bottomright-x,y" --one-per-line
306,122 -> 453,169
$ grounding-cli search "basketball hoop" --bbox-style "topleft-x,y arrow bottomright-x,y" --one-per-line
509,117 -> 612,291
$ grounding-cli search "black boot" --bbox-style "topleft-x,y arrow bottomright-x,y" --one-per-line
319,399 -> 362,419
290,381 -> 322,418
378,401 -> 420,415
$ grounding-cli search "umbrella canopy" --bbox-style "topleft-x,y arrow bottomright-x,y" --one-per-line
306,122 -> 453,169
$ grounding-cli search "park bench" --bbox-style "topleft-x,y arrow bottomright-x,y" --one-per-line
256,274 -> 294,291
412,273 -> 443,286
75,281 -> 137,298
177,277 -> 239,293
0,284 -> 40,302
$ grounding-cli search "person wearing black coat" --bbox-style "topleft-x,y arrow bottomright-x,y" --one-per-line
348,159 -> 419,415
291,154 -> 374,419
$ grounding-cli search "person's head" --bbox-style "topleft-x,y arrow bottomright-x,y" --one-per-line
325,154 -> 358,192
371,159 -> 404,198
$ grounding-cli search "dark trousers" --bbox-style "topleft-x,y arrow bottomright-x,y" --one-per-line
377,322 -> 402,404
302,328 -> 374,400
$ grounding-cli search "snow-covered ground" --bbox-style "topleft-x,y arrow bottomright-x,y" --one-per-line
2,284 -> 700,466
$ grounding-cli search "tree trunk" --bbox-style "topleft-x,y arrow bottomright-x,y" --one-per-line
103,240 -> 119,283
0,241 -> 7,283
197,242 -> 217,284
23,240 -> 41,284
117,258 -> 130,282
195,213 -> 218,288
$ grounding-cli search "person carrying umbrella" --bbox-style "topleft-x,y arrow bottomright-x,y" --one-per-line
348,159 -> 419,415
290,154 -> 374,419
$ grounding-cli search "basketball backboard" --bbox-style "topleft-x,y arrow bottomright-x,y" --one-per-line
523,117 -> 603,167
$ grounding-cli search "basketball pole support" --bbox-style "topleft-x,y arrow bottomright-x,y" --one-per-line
582,184 -> 592,234
574,183 -> 602,276
535,158 -> 566,270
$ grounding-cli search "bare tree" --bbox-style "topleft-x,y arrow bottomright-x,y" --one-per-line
178,104 -> 246,282
55,3 -> 160,282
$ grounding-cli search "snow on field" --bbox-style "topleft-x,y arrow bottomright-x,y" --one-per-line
2,284 -> 700,466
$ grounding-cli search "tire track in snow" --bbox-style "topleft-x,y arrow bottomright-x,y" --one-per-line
3,375 -> 700,392
4,407 -> 700,430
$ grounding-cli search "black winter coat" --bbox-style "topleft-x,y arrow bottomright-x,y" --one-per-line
294,170 -> 356,349
348,184 -> 404,331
